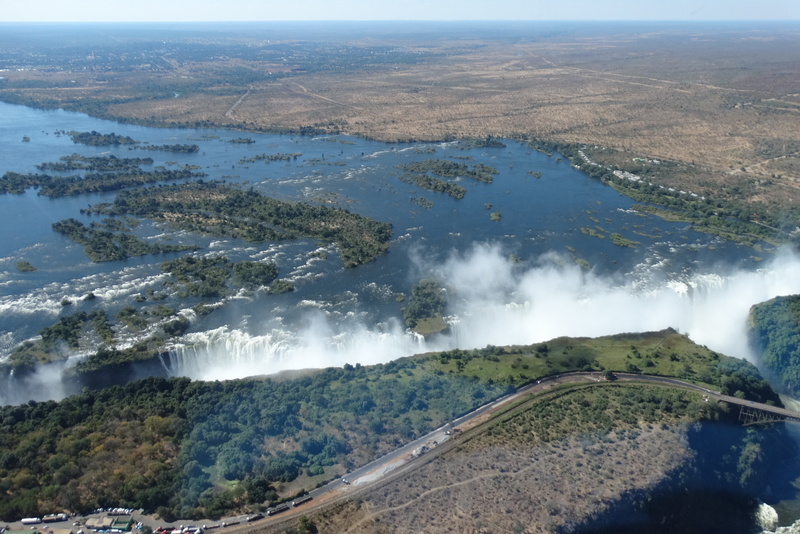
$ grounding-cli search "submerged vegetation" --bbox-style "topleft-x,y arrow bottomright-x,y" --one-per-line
85,181 -> 392,268
131,144 -> 200,153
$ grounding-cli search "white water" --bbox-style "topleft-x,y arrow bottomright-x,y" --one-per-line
758,503 -> 781,532
161,245 -> 800,381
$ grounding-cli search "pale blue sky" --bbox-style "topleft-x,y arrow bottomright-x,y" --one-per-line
3,0 -> 799,22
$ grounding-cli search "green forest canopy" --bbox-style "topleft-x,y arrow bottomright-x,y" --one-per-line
749,295 -> 800,393
85,181 -> 392,268
0,329 -> 777,522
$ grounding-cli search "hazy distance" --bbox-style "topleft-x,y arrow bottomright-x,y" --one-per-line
2,0 -> 799,23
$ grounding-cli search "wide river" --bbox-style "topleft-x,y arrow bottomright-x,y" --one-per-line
2,101 -> 800,402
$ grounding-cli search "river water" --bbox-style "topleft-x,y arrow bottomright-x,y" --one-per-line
2,101 -> 800,391
6,101 -> 800,528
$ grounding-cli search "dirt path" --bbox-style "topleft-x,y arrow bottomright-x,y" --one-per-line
225,90 -> 251,119
289,82 -> 360,110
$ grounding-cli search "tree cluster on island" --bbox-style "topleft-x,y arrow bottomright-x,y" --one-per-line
52,218 -> 199,262
65,130 -> 140,146
1,167 -> 205,197
161,255 -> 280,297
457,137 -> 506,150
403,279 -> 447,335
35,154 -> 154,172
15,261 -> 36,272
397,173 -> 466,199
85,181 -> 392,268
397,159 -> 499,184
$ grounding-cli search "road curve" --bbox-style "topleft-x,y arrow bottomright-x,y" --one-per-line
6,372 -> 793,533
285,371 -> 800,526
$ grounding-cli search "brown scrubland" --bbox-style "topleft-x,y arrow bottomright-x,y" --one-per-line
4,25 -> 800,209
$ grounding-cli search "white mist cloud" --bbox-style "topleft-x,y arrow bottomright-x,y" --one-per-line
165,243 -> 800,382
444,244 -> 800,362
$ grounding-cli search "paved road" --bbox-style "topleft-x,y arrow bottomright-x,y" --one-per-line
610,372 -> 800,420
5,371 -> 798,533
310,371 -> 599,498
310,371 -> 800,498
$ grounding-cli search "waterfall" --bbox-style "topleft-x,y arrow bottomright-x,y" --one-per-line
163,323 -> 439,381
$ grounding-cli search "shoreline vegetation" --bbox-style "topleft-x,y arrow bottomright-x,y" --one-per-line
0,328 -> 782,522
749,295 -> 800,395
3,128 -> 795,249
533,140 -> 799,249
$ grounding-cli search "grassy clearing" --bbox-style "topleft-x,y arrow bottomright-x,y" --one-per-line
412,328 -> 734,393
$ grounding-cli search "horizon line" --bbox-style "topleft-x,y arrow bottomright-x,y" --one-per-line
1,19 -> 799,23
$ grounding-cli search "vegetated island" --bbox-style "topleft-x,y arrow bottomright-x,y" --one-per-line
458,136 -> 506,150
15,261 -> 36,272
397,159 -> 499,184
35,154 -> 154,172
0,166 -> 205,196
403,278 -> 447,336
749,295 -> 800,395
84,181 -> 393,268
610,232 -> 641,248
2,255 -> 287,378
162,255 -> 279,297
0,328 -> 785,524
62,130 -> 140,146
398,173 -> 466,199
52,218 -> 199,262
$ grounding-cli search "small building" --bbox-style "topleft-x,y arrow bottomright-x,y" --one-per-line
111,518 -> 133,532
85,518 -> 114,530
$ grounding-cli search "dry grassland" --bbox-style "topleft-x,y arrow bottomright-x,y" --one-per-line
6,27 -> 800,207
262,384 -> 701,534
313,430 -> 689,534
